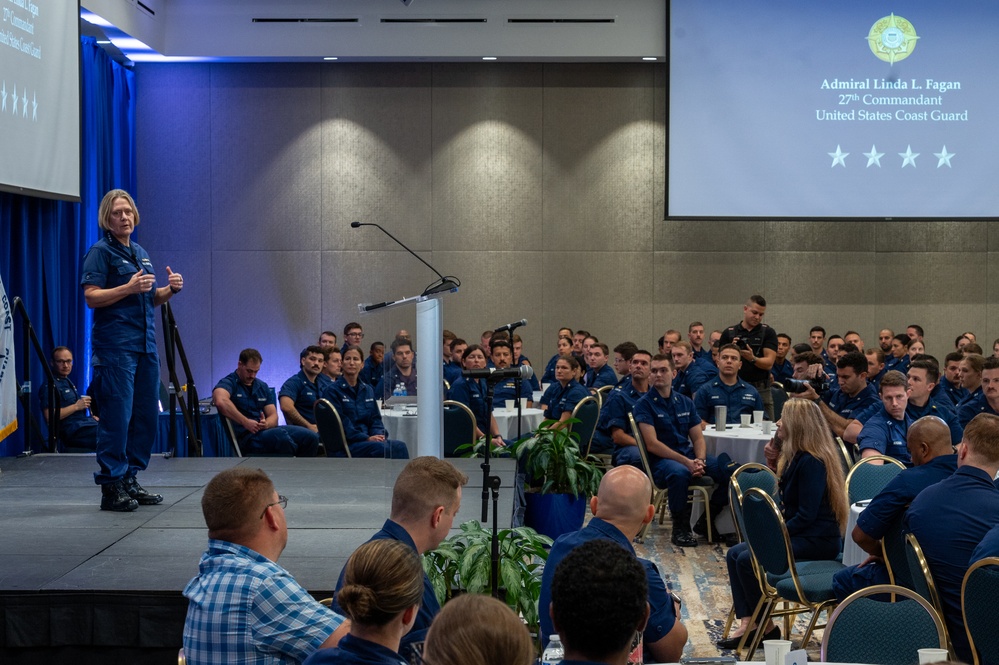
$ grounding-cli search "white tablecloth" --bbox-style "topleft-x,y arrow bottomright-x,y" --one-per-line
842,501 -> 868,567
381,406 -> 545,456
702,423 -> 772,465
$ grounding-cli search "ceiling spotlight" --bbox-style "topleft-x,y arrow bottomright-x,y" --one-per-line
324,57 -> 338,60
482,56 -> 497,60
642,57 -> 657,61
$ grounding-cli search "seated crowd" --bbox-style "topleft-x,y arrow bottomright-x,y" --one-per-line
47,298 -> 999,662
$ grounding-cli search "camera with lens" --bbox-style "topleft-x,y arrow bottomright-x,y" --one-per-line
783,376 -> 830,395
733,337 -> 750,351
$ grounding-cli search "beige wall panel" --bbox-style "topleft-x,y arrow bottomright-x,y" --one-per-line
542,64 -> 656,252
210,250 -> 324,394
431,251 -> 544,356
321,64 -> 433,252
210,64 -> 323,251
135,64 -> 212,251
541,251 -> 654,350
320,250 -> 443,351
431,64 -> 544,252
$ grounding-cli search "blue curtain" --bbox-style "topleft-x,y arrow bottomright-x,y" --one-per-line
0,37 -> 135,456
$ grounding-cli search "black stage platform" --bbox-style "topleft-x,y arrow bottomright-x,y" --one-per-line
0,454 -> 516,664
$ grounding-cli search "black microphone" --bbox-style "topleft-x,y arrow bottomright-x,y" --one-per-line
351,221 -> 460,296
462,365 -> 534,381
494,319 -> 527,333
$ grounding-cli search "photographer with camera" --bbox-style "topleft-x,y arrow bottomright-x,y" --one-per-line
719,295 -> 779,419
790,352 -> 879,440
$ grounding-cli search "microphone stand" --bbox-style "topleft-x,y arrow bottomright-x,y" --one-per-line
480,375 -> 504,600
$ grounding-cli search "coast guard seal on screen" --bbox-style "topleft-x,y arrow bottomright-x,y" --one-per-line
867,13 -> 919,64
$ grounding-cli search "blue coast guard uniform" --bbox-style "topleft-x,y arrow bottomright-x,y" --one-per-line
591,381 -> 649,454
693,379 -> 763,425
279,371 -> 332,425
822,383 -> 879,421
327,377 -> 408,458
540,380 -> 589,420
81,232 -> 160,485
215,373 -> 320,456
857,406 -> 914,465
38,376 -> 98,450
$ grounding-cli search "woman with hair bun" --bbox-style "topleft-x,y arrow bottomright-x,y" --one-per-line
422,594 -> 535,665
304,539 -> 423,664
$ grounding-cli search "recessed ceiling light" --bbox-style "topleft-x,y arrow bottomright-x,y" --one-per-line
323,57 -> 339,60
482,56 -> 497,60
96,40 -> 111,44
642,57 -> 657,61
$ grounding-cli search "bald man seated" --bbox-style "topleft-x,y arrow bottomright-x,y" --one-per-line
831,416 -> 958,601
537,466 -> 688,663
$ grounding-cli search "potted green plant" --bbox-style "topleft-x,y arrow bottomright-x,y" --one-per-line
423,519 -> 553,633
511,418 -> 604,540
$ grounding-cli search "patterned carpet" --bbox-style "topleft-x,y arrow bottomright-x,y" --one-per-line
632,517 -> 827,662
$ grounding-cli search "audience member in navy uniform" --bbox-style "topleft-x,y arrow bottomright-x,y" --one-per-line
304,539 -> 422,665
443,338 -> 465,387
358,341 -> 385,388
865,348 -> 887,393
770,333 -> 794,386
376,338 -> 418,400
659,330 -> 682,356
583,342 -> 617,390
832,416 -> 958,601
591,350 -> 652,455
905,360 -> 964,444
808,326 -> 826,358
937,351 -> 970,407
81,190 -> 181,511
798,352 -> 879,440
958,356 -> 999,429
341,322 -> 364,356
328,346 -> 408,459
718,295 -> 779,419
322,347 -> 342,383
856,371 -> 914,465
422,594 -> 535,665
279,345 -> 332,433
512,334 -> 540,392
957,353 -> 985,409
719,399 -> 847,649
971,521 -> 999,563
844,331 -> 865,352
334,458 -> 468,661
884,334 -> 912,374
693,345 -> 763,426
822,335 -> 844,387
619,354 -> 731,548
671,341 -> 717,398
540,467 -> 688,663
447,344 -> 506,446
319,330 -> 338,353
38,347 -> 98,451
612,341 -> 638,388
214,349 -> 321,457
905,413 -> 999,663
489,340 -> 533,408
539,354 -> 589,426
541,335 -> 573,385
688,321 -> 712,363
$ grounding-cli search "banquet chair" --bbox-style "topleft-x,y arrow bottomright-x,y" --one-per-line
905,532 -> 953,657
740,487 -> 845,660
570,396 -> 600,458
442,400 -> 476,457
962,556 -> 999,665
220,415 -> 244,457
627,413 -> 714,543
720,463 -> 779,643
771,382 -> 788,421
315,399 -> 352,458
835,436 -> 854,475
881,511 -> 915,591
821,584 -> 947,665
845,455 -> 905,504
596,384 -> 614,408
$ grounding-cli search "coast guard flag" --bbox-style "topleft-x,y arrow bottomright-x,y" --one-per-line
0,275 -> 17,442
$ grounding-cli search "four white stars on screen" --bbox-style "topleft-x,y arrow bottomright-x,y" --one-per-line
829,143 -> 954,168
0,81 -> 38,121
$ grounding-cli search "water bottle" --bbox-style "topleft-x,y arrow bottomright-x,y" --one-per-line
392,383 -> 403,399
541,635 -> 563,664
399,382 -> 407,397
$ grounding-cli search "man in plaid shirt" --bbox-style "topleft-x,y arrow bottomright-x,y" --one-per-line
183,467 -> 348,664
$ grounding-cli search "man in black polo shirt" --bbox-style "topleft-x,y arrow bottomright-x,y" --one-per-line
719,295 -> 778,419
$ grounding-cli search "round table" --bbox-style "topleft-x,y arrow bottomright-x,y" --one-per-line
702,423 -> 772,465
381,406 -> 545,456
842,501 -> 869,567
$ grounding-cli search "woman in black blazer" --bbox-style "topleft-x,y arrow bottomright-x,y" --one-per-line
718,399 -> 847,648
